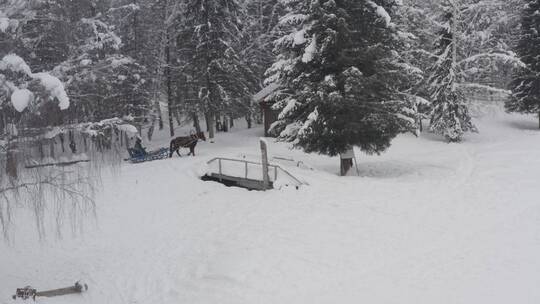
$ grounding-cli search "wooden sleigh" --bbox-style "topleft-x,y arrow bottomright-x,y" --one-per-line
126,147 -> 169,163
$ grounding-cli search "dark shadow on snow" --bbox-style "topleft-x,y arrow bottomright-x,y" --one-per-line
506,119 -> 539,131
351,161 -> 450,179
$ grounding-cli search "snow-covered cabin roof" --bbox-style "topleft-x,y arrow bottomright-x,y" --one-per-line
253,83 -> 280,102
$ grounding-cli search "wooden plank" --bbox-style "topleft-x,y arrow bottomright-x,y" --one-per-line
207,174 -> 273,191
35,282 -> 87,297
25,159 -> 90,169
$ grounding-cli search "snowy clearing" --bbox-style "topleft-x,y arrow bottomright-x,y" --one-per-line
1,113 -> 540,304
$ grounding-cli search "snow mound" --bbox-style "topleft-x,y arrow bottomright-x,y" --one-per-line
0,16 -> 9,32
0,54 -> 32,74
1,54 -> 70,110
302,35 -> 317,63
11,89 -> 34,112
32,72 -> 70,110
368,1 -> 392,27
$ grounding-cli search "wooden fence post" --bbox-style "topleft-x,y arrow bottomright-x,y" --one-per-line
260,139 -> 270,190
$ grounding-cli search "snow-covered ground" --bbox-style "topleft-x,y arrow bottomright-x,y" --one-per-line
1,113 -> 540,304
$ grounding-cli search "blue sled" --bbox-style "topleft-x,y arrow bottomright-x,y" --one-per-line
127,148 -> 169,164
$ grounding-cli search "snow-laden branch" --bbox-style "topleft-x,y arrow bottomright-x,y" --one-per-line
367,1 -> 392,27
165,2 -> 181,27
457,83 -> 511,95
80,17 -> 122,51
404,49 -> 441,59
279,13 -> 307,26
458,52 -> 526,68
0,54 -> 70,112
460,0 -> 511,13
108,3 -> 140,13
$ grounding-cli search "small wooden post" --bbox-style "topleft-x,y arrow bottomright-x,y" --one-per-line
260,138 -> 270,190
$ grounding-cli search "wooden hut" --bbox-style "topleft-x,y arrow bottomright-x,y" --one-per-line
253,83 -> 280,137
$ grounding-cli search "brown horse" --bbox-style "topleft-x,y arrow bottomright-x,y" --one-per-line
169,131 -> 206,157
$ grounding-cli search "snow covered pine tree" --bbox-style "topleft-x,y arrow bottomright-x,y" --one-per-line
266,0 -> 416,172
409,0 -> 521,141
507,0 -> 540,128
427,6 -> 476,142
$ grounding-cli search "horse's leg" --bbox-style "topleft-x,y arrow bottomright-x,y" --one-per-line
187,143 -> 196,156
176,148 -> 182,157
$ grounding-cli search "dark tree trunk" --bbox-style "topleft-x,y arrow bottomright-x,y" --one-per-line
246,115 -> 252,129
204,112 -> 211,132
0,113 -> 4,135
157,107 -> 164,130
192,113 -> 201,133
39,142 -> 44,159
132,0 -> 139,55
340,158 -> 353,176
68,131 -> 76,153
50,140 -> 55,158
165,31 -> 175,137
221,117 -> 228,132
215,117 -> 221,132
6,143 -> 17,180
174,108 -> 182,126
339,148 -> 355,176
59,133 -> 65,153
203,2 -> 215,142
207,112 -> 215,140
83,136 -> 88,152
147,125 -> 154,141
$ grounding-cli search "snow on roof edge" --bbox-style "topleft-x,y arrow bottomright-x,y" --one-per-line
253,83 -> 280,102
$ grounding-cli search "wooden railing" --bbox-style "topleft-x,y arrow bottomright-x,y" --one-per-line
206,157 -> 305,188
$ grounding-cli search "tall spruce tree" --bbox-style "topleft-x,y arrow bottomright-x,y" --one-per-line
404,0 -> 523,140
427,8 -> 476,142
507,0 -> 540,128
183,0 -> 257,139
266,0 -> 416,159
